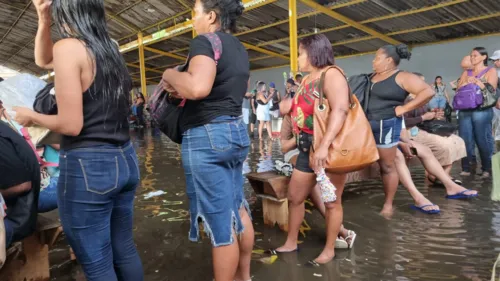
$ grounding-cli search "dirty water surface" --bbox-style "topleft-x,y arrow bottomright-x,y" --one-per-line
49,128 -> 500,281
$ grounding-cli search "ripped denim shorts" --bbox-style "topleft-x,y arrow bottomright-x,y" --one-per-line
181,116 -> 251,247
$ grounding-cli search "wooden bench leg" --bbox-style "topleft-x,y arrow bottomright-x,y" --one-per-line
0,234 -> 50,281
261,196 -> 289,232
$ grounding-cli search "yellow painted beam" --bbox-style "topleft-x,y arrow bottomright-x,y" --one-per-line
235,0 -> 366,37
330,11 -> 500,47
298,0 -> 400,45
138,33 -> 148,97
127,63 -> 164,74
119,10 -> 192,42
289,0 -> 298,73
258,0 -> 466,47
192,10 -> 197,38
143,46 -> 186,61
119,0 -> 275,53
107,12 -> 140,33
241,42 -> 288,60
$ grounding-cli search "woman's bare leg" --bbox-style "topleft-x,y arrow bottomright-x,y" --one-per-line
258,121 -> 264,139
394,150 -> 439,212
213,235 -> 240,281
410,141 -> 477,196
275,170 -> 316,252
265,121 -> 273,139
377,146 -> 399,217
313,173 -> 347,264
234,208 -> 254,281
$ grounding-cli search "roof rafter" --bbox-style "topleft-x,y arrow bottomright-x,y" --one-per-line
298,0 -> 400,45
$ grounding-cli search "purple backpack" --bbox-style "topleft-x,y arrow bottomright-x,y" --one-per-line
453,67 -> 491,110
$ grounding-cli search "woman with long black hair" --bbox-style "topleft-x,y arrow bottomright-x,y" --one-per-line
14,1 -> 143,280
161,0 -> 253,280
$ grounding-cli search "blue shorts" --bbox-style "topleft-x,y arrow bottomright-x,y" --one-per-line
428,95 -> 447,109
181,116 -> 251,247
369,117 -> 403,148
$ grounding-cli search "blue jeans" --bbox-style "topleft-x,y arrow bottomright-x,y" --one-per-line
38,177 -> 59,213
458,109 -> 494,173
428,95 -> 447,109
57,142 -> 143,281
182,116 -> 251,247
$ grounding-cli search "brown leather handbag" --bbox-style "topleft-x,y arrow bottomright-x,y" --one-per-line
309,66 -> 379,174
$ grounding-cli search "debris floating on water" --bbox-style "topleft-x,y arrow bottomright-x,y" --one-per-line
259,255 -> 278,264
313,273 -> 322,277
144,190 -> 166,199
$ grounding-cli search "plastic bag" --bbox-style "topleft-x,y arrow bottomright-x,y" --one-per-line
0,73 -> 47,116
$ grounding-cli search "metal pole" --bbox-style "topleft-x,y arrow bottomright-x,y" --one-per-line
288,0 -> 298,74
192,10 -> 197,38
138,32 -> 148,98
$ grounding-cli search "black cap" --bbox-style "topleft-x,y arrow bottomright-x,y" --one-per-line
287,78 -> 296,85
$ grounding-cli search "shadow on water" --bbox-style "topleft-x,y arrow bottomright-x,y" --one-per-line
50,128 -> 500,281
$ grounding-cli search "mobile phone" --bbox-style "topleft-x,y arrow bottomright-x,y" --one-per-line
410,147 -> 418,156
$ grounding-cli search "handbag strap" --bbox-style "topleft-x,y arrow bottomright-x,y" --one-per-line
476,67 -> 492,79
317,65 -> 354,108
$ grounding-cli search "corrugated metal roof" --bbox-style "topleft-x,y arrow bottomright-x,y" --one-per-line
0,0 -> 499,84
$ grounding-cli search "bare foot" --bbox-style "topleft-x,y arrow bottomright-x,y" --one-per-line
380,204 -> 394,219
414,197 -> 440,212
445,183 -> 478,197
312,247 -> 335,265
273,242 -> 298,253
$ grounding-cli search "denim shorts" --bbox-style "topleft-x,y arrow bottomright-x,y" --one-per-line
181,116 -> 251,247
369,117 -> 403,148
428,95 -> 447,109
295,132 -> 314,173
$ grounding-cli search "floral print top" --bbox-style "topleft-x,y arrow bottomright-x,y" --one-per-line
291,77 -> 321,135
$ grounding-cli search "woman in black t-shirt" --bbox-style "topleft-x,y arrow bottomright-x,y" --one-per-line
161,0 -> 253,280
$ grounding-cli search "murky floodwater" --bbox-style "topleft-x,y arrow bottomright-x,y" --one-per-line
50,128 -> 500,281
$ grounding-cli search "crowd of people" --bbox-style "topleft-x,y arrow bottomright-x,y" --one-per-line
0,0 -> 498,280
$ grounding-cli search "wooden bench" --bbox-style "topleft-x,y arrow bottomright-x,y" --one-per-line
246,172 -> 290,231
247,164 -> 384,231
0,214 -> 63,281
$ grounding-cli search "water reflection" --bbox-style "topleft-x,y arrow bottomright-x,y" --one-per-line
50,131 -> 500,281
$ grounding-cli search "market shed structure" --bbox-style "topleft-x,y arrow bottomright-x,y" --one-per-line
1,0 -> 499,94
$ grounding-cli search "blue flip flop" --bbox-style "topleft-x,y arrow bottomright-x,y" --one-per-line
411,204 -> 440,214
445,189 -> 478,199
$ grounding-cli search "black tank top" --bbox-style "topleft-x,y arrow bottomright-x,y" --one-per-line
61,81 -> 130,150
366,71 -> 409,121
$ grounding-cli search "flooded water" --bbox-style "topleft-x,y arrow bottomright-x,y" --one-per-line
50,128 -> 500,281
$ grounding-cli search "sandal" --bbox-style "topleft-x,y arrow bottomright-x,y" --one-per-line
267,247 -> 299,255
335,237 -> 348,249
344,230 -> 357,249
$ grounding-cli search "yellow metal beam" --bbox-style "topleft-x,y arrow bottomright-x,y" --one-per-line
257,0 -> 466,47
107,12 -> 140,33
330,11 -> 500,47
119,10 -> 192,42
192,10 -> 197,38
138,33 -> 148,97
119,0 -> 276,53
241,42 -> 288,60
388,11 -> 500,36
143,46 -> 186,61
289,0 -> 298,73
127,63 -> 164,74
298,0 -> 401,45
234,0 -> 366,37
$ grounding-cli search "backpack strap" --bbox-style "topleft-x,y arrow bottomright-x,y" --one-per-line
200,33 -> 223,64
476,67 -> 492,78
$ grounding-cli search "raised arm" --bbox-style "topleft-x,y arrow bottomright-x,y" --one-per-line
15,39 -> 85,136
396,72 -> 434,117
33,0 -> 54,69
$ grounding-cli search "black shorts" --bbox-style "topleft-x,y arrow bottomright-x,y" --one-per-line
250,112 -> 257,124
295,132 -> 314,173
